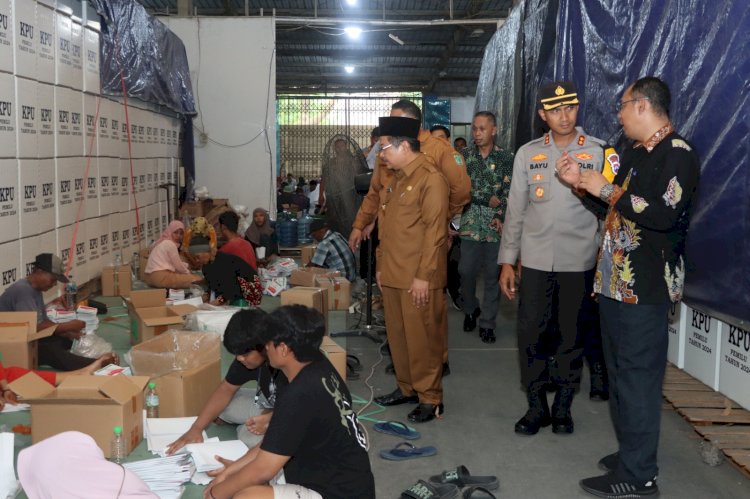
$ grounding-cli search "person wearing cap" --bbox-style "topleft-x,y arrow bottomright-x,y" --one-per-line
372,115 -> 449,424
144,220 -> 203,289
277,183 -> 296,209
0,253 -> 109,370
498,81 -> 616,436
557,77 -> 699,498
349,99 -> 470,378
308,219 -> 357,282
457,111 -> 515,344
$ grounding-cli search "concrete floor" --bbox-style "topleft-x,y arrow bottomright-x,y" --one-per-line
3,293 -> 750,498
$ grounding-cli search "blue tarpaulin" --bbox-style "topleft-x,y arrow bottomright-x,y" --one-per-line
476,0 -> 750,325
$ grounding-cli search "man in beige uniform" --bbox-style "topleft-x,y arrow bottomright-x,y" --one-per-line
372,116 -> 449,423
349,99 -> 470,374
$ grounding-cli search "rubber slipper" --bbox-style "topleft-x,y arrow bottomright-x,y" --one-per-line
400,479 -> 460,499
462,486 -> 497,498
380,442 -> 437,461
346,354 -> 363,371
429,465 -> 499,490
373,421 -> 421,440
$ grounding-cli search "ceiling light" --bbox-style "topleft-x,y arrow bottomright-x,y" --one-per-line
469,28 -> 485,38
344,65 -> 355,74
345,0 -> 357,5
388,33 -> 405,45
344,26 -> 362,39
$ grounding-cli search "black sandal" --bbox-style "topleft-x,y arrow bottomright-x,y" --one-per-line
463,486 -> 497,498
401,479 -> 460,499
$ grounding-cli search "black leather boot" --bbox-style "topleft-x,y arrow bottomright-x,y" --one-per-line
514,385 -> 551,435
463,307 -> 481,332
589,362 -> 610,401
551,386 -> 575,434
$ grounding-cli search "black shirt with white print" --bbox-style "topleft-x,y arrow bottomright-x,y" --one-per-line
224,360 -> 288,409
260,355 -> 375,499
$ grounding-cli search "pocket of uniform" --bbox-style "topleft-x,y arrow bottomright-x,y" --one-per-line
528,178 -> 551,203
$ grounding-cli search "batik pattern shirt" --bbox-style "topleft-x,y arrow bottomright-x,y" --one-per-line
595,126 -> 700,304
458,145 -> 514,243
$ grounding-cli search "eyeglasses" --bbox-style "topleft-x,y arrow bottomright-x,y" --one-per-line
616,97 -> 649,112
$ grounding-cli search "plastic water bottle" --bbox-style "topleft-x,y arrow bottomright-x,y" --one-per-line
114,253 -> 123,267
64,276 -> 77,311
145,382 -> 160,418
111,426 -> 126,463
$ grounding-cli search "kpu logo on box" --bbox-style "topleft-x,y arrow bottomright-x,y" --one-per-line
61,248 -> 70,262
25,261 -> 35,277
0,101 -> 11,117
59,38 -> 70,53
42,183 -> 53,197
59,110 -> 69,123
75,242 -> 85,257
24,184 -> 36,199
74,178 -> 83,191
40,108 -> 52,123
0,14 -> 8,31
71,113 -> 81,126
19,21 -> 33,40
100,234 -> 108,246
40,30 -> 52,47
101,176 -> 109,188
87,177 -> 96,189
0,186 -> 15,202
728,326 -> 750,353
87,49 -> 96,62
22,106 -> 35,121
691,310 -> 711,333
89,237 -> 98,250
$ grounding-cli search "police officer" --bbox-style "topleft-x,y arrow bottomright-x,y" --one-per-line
498,81 -> 614,436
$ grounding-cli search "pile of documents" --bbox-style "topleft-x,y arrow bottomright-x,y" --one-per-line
124,454 -> 194,499
145,416 -> 206,457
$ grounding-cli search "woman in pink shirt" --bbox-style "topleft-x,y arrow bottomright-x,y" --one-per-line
143,221 -> 202,289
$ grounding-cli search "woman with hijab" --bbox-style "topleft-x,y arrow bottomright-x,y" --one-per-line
244,208 -> 279,266
18,432 -> 158,498
143,221 -> 202,289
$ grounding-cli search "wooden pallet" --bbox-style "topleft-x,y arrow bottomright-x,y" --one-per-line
663,363 -> 750,477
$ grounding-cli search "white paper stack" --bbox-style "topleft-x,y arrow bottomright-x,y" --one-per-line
94,364 -> 132,376
46,308 -> 76,322
145,416 -> 207,457
185,440 -> 249,473
168,289 -> 185,301
123,454 -> 194,499
75,305 -> 100,333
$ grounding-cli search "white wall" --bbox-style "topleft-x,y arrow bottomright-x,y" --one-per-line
160,17 -> 277,213
449,96 -> 477,123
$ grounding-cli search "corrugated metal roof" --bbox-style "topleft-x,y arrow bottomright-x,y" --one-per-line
141,0 -> 513,95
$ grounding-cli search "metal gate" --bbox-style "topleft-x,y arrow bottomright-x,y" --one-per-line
276,93 -> 421,181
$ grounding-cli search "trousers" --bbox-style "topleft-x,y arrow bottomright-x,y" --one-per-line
458,240 -> 500,329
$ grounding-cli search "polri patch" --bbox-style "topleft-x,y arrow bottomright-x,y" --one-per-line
532,173 -> 544,182
535,186 -> 545,198
453,154 -> 464,165
531,153 -> 548,162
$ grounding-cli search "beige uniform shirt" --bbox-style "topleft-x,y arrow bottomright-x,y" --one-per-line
353,129 -> 470,230
376,155 -> 449,289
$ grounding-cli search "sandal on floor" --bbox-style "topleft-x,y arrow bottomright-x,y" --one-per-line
380,442 -> 437,461
373,421 -> 421,440
347,354 -> 363,371
429,465 -> 499,490
462,486 -> 497,498
400,479 -> 460,499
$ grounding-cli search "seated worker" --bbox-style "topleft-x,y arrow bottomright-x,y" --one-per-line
165,309 -> 286,454
245,207 -> 279,266
291,187 -> 311,212
0,253 -> 116,371
144,221 -> 202,289
190,236 -> 263,307
182,216 -> 218,268
218,211 -> 257,270
277,184 -> 295,209
308,219 -> 357,282
18,432 -> 157,498
204,305 -> 375,499
0,354 -> 116,411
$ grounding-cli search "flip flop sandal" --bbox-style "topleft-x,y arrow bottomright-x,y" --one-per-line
373,421 -> 421,440
400,479 -> 460,499
380,442 -> 437,461
462,486 -> 497,498
429,465 -> 499,491
346,354 -> 363,371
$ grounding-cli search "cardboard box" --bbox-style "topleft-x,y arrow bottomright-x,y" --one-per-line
10,372 -> 150,458
18,159 -> 40,238
36,5 -> 57,85
683,305 -> 722,390
0,312 -> 57,368
288,267 -> 340,288
0,238 -> 21,295
13,0 -> 37,80
83,28 -> 100,94
101,264 -> 132,297
320,336 -> 346,380
0,158 -> 20,243
129,330 -> 222,417
718,321 -> 750,411
15,76 -> 37,158
280,286 -> 328,332
38,158 -> 56,233
37,83 -> 55,158
0,0 -> 13,74
667,301 -> 687,368
70,20 -> 83,91
314,275 -> 352,311
300,244 -> 317,266
127,289 -> 197,344
0,73 -> 17,158
55,12 -> 74,88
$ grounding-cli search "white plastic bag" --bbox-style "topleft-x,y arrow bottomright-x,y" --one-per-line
70,333 -> 113,359
184,305 -> 241,337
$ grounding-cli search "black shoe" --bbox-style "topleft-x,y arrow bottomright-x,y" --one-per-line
580,473 -> 658,498
442,362 -> 451,377
463,307 -> 481,332
551,386 -> 575,434
448,289 -> 463,311
590,362 -> 610,401
408,403 -> 444,423
374,388 -> 418,406
385,362 -> 395,374
598,452 -> 619,473
514,410 -> 552,435
479,327 -> 496,344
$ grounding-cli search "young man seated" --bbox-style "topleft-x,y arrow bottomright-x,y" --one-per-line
166,309 -> 285,453
308,219 -> 357,282
204,305 -> 375,499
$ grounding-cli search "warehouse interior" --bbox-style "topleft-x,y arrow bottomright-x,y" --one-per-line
1,0 -> 749,498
